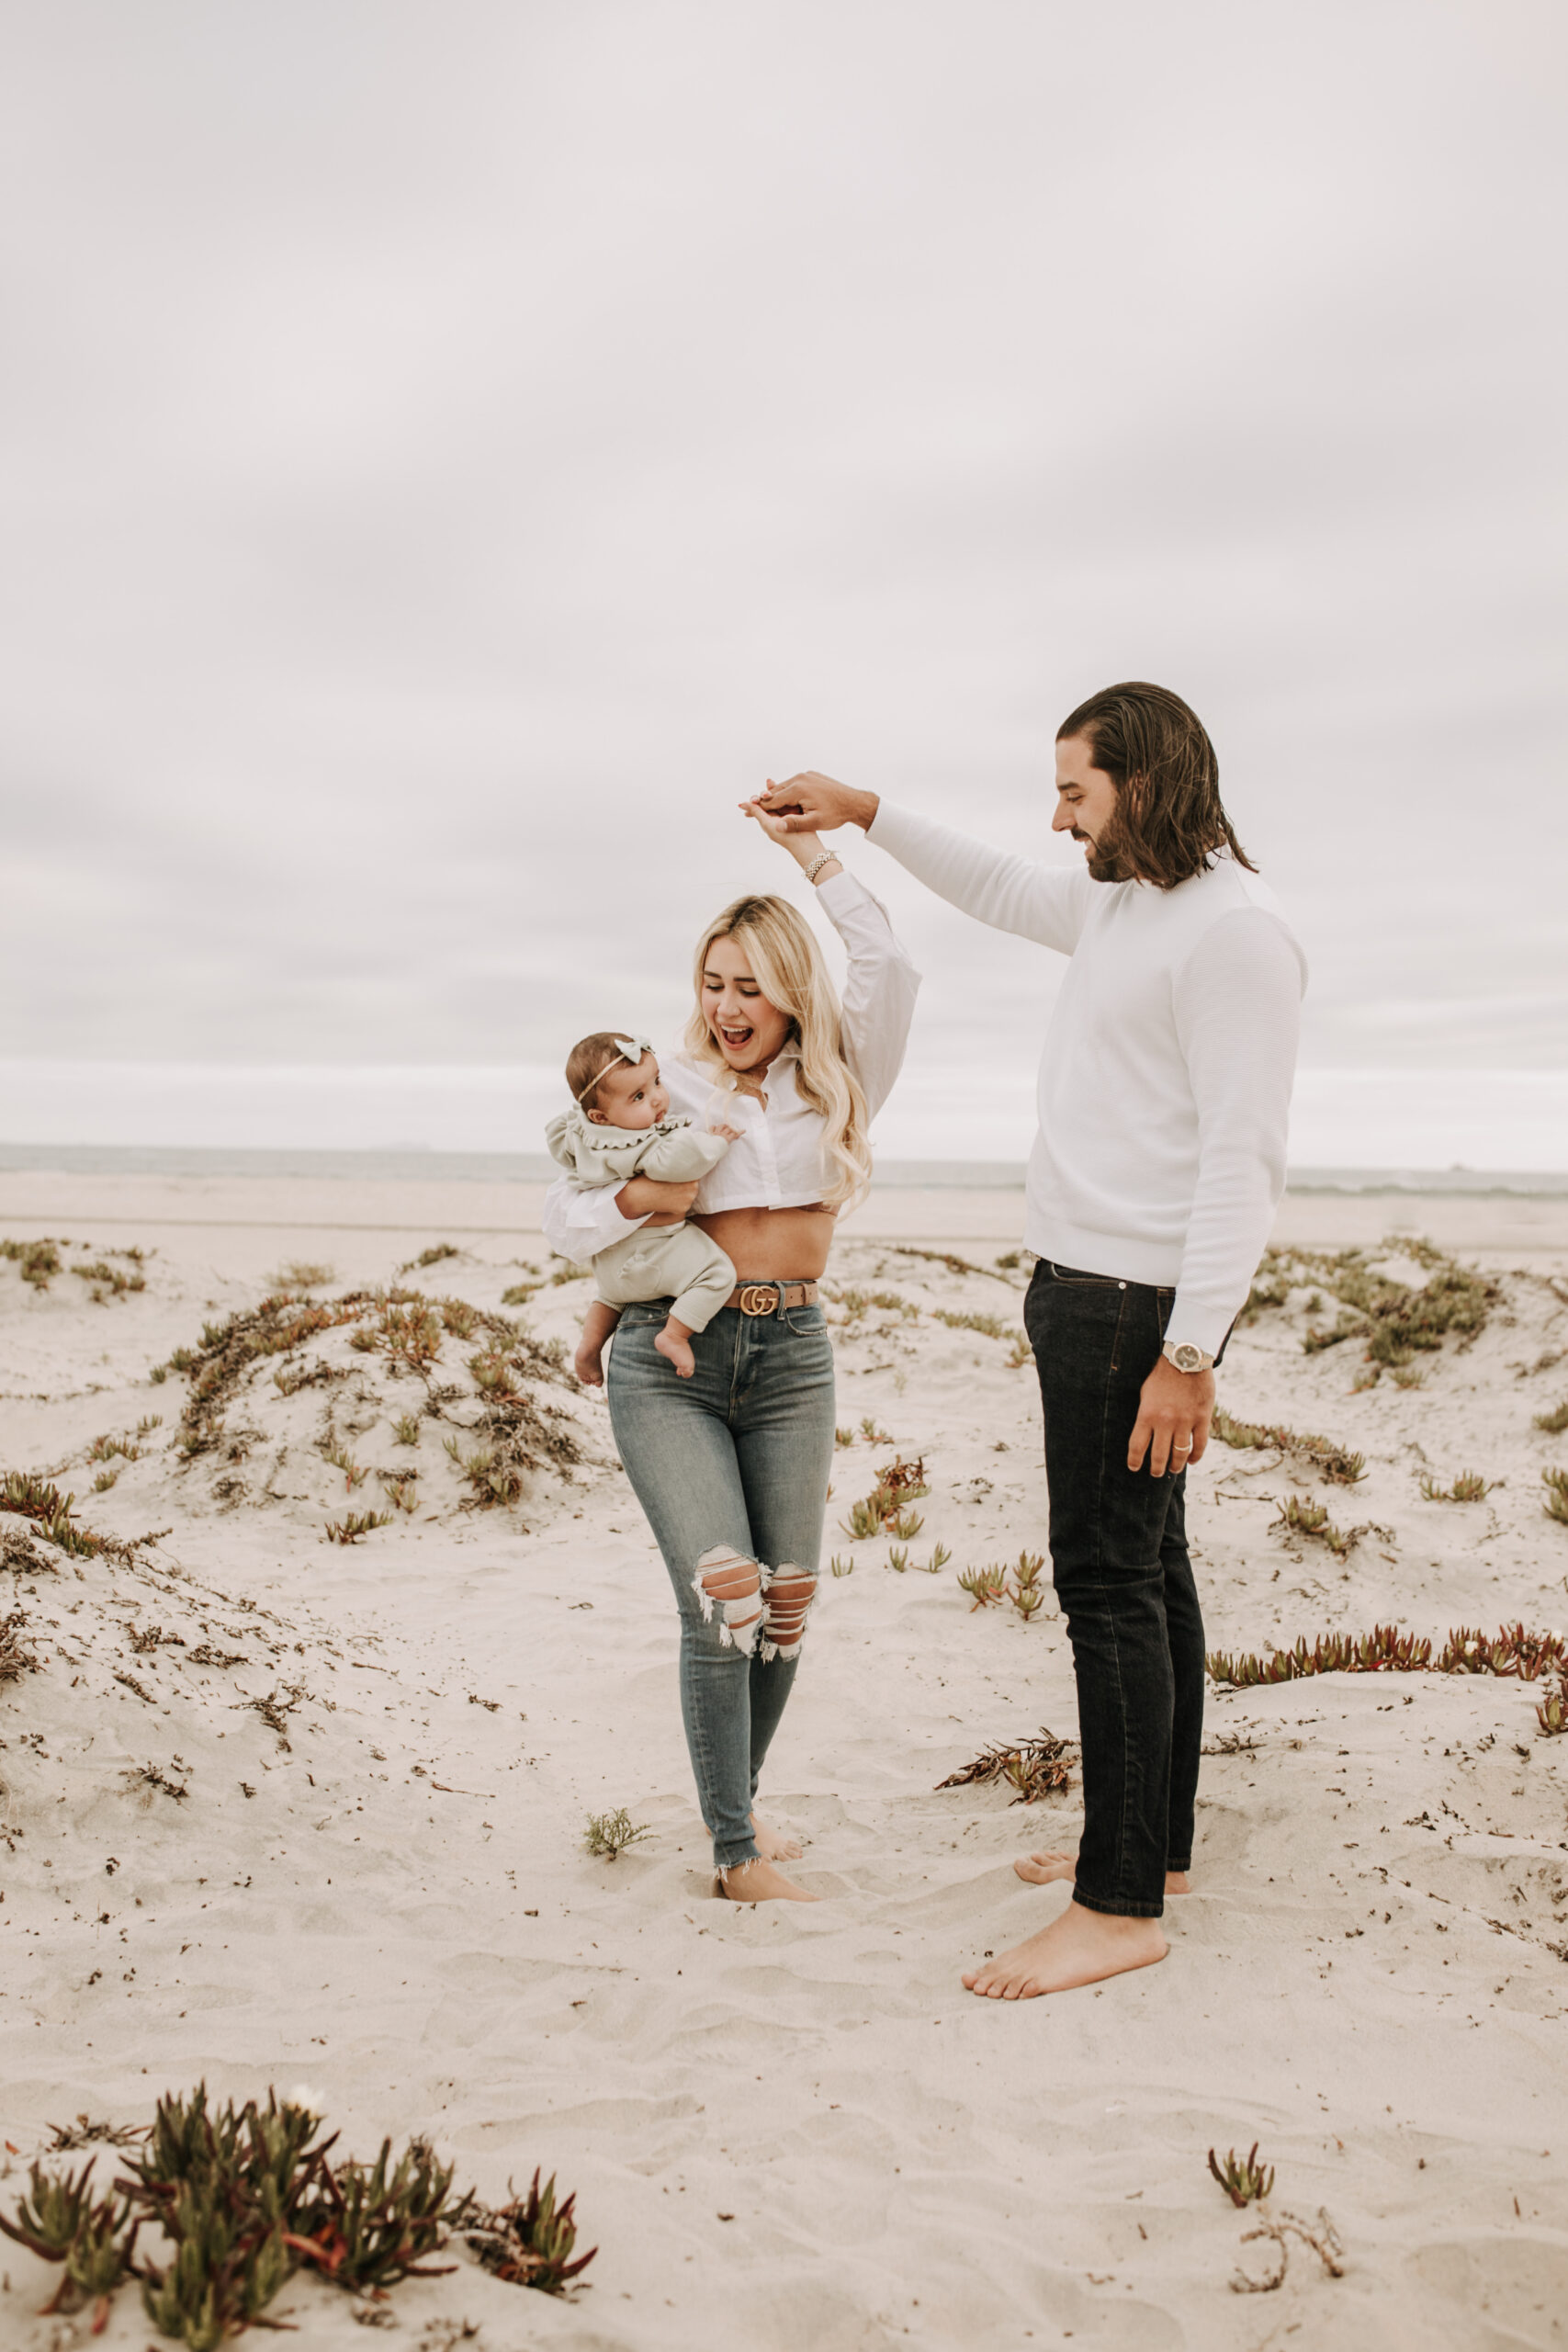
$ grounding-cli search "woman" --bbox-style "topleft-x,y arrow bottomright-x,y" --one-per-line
542,797 -> 919,1902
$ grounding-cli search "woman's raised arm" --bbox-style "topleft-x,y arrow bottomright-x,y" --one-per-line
741,791 -> 920,1121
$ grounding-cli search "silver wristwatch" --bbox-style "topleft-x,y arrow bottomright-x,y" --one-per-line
1162,1340 -> 1214,1375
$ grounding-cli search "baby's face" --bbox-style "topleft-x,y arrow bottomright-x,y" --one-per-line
589,1052 -> 668,1131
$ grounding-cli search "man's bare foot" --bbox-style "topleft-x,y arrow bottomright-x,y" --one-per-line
963,1900 -> 1167,1998
1013,1849 -> 1190,1895
716,1858 -> 820,1904
751,1812 -> 803,1861
654,1328 -> 696,1377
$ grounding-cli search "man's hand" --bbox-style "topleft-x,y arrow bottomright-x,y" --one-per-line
1128,1355 -> 1214,1477
754,773 -> 879,835
615,1176 -> 699,1227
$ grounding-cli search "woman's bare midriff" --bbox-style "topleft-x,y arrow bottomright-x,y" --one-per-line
693,1203 -> 838,1283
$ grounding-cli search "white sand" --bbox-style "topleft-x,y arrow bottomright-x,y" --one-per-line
3,1174 -> 1567,2350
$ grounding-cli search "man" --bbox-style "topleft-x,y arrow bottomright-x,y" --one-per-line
758,681 -> 1305,1997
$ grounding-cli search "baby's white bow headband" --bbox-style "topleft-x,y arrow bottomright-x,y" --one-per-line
575,1035 -> 655,1103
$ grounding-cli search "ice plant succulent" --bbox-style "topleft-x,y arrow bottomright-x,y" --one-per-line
1208,2143 -> 1274,2209
1209,1621 -> 1568,1690
0,2083 -> 592,2341
1419,1471 -> 1493,1502
467,2169 -> 597,2294
0,2157 -> 140,2316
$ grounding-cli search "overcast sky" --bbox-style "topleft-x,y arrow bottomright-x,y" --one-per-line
3,1 -> 1564,1160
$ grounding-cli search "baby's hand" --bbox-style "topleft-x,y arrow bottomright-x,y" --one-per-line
709,1122 -> 744,1144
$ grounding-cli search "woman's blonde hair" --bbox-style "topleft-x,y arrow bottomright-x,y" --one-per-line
683,894 -> 872,1210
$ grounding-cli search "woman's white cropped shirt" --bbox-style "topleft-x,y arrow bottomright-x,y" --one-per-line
541,867 -> 920,1266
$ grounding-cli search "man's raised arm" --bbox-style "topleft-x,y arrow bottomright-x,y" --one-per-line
755,773 -> 1090,954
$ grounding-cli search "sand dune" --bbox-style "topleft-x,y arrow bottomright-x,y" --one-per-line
3,1193 -> 1568,2349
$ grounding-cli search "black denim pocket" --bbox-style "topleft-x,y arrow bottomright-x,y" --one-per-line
1047,1261 -> 1123,1287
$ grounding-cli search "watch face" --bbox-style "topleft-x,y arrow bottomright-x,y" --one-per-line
1174,1344 -> 1202,1373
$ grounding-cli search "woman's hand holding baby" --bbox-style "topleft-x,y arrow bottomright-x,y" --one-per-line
615,1175 -> 699,1227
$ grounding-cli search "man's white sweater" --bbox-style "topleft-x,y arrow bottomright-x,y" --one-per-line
869,802 -> 1306,1356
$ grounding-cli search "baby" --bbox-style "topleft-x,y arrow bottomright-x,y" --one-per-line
546,1032 -> 742,1383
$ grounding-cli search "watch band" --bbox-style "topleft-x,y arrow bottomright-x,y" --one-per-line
803,851 -> 837,884
1162,1339 -> 1214,1374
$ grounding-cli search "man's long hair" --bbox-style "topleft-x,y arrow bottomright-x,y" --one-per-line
1056,681 -> 1256,889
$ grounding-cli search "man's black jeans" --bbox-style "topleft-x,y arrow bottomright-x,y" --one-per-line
1024,1259 -> 1206,1919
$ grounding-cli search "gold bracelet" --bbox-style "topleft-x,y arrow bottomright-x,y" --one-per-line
804,851 -> 838,884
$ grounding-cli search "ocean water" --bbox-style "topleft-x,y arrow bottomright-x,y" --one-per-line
1,1141 -> 1565,1197
0,1059 -> 1563,1182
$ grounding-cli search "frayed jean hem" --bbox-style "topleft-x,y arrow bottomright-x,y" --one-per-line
1071,1887 -> 1165,1922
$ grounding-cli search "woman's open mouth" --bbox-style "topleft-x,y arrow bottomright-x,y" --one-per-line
716,1023 -> 754,1054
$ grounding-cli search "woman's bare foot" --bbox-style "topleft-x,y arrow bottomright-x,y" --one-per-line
1013,1849 -> 1190,1895
963,1901 -> 1167,1998
751,1812 -> 803,1861
716,1858 -> 820,1904
654,1324 -> 696,1377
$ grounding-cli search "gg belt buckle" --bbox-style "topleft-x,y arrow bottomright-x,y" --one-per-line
739,1283 -> 779,1317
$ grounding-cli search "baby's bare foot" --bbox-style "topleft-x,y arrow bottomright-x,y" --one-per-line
751,1812 -> 803,1861
654,1329 -> 696,1377
573,1345 -> 604,1386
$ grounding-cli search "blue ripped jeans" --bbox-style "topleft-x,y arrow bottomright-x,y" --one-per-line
605,1295 -> 836,1872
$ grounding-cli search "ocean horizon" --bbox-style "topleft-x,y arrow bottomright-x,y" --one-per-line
1,1058 -> 1564,1180
3,1139 -> 1567,1198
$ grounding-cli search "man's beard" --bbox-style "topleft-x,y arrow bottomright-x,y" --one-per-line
1076,813 -> 1137,884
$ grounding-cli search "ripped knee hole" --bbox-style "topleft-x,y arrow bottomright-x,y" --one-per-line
760,1564 -> 817,1662
693,1545 -> 763,1655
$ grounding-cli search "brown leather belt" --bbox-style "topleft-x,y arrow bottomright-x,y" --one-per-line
727,1280 -> 819,1316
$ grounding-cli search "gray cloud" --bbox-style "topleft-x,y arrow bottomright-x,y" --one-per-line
1,1 -> 1563,1155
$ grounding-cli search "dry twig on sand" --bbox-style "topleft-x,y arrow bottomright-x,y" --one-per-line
937,1727 -> 1077,1804
582,1807 -> 650,1860
0,1607 -> 40,1685
1230,2208 -> 1345,2294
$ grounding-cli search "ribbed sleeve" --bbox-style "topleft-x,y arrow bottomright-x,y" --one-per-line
1167,910 -> 1303,1353
811,865 -> 920,1118
869,800 -> 1093,952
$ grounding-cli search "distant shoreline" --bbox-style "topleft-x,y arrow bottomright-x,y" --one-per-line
2,1140 -> 1566,1198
